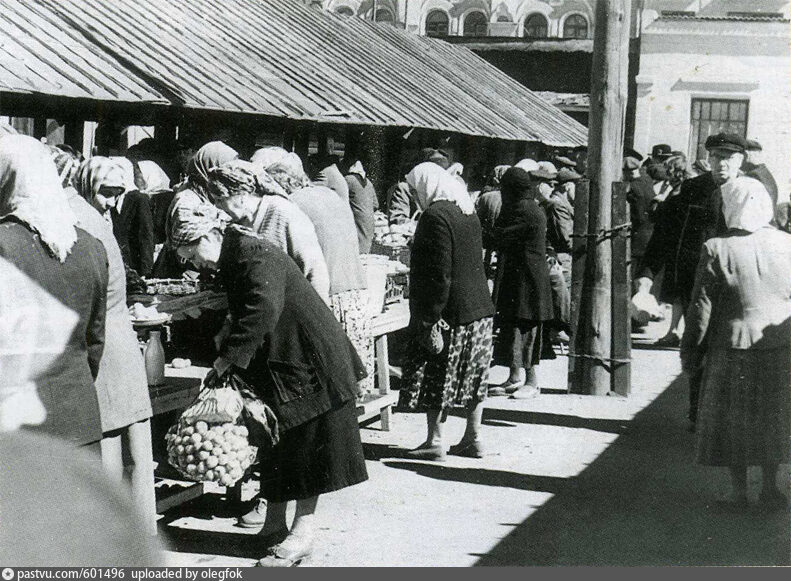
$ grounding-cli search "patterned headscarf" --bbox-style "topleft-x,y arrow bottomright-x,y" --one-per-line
169,201 -> 229,248
187,142 -> 238,194
265,153 -> 310,195
720,176 -> 774,232
208,159 -> 288,199
406,162 -> 474,215
49,146 -> 81,189
74,156 -> 127,201
0,136 -> 78,262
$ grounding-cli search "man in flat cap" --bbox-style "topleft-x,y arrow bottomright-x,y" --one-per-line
636,132 -> 748,428
742,139 -> 778,209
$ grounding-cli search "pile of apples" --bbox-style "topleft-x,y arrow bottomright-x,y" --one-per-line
166,418 -> 256,486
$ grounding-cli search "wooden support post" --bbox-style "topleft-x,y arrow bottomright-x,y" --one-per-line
33,118 -> 47,140
574,0 -> 631,396
63,120 -> 84,153
282,121 -> 296,152
568,179 -> 590,394
316,125 -> 329,158
295,124 -> 310,160
611,181 -> 631,396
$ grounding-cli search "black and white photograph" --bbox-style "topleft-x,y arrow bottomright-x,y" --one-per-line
0,0 -> 789,568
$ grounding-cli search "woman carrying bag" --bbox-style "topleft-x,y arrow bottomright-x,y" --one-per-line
170,205 -> 368,567
398,162 -> 495,461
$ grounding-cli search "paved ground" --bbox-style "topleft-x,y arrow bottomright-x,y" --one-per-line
158,320 -> 790,567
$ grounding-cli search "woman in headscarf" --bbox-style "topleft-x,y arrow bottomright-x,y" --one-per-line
72,157 -> 155,489
208,159 -> 329,301
153,141 -> 238,277
490,167 -> 554,398
681,177 -> 791,510
259,150 -> 374,402
0,135 -> 108,449
170,205 -> 368,567
343,159 -> 378,254
75,156 -> 155,277
397,162 -> 495,461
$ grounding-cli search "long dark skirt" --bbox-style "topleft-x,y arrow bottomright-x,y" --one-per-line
696,347 -> 791,467
258,400 -> 368,503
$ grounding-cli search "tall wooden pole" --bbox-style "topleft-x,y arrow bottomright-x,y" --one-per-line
576,0 -> 631,395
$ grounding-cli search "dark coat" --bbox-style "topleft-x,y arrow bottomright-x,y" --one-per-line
217,227 -> 366,432
409,201 -> 494,328
110,191 -> 154,277
627,174 -> 656,257
640,172 -> 725,305
345,174 -> 378,254
0,220 -> 108,446
493,197 -> 554,323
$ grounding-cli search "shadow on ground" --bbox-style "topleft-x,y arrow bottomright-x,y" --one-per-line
472,374 -> 791,566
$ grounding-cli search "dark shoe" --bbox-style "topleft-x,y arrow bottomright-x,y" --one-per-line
258,529 -> 289,548
448,440 -> 485,459
256,542 -> 313,567
238,498 -> 267,529
405,444 -> 446,462
758,489 -> 789,512
654,333 -> 681,348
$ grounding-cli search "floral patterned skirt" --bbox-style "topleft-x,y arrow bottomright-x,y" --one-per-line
330,289 -> 375,396
399,317 -> 494,412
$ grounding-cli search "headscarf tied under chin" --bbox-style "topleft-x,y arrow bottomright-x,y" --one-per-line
0,135 -> 78,262
73,156 -> 128,201
720,176 -> 774,233
208,159 -> 288,199
406,162 -> 474,215
169,201 -> 229,248
187,141 -> 239,196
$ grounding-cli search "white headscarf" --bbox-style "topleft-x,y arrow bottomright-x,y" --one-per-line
137,160 -> 171,193
720,176 -> 774,232
251,146 -> 290,169
406,162 -> 474,215
0,135 -> 78,262
515,158 -> 539,173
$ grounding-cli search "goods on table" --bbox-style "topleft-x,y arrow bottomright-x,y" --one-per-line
145,277 -> 201,296
372,221 -> 415,267
166,371 -> 279,487
385,260 -> 409,304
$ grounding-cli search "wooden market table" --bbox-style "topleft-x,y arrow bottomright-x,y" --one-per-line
141,298 -> 410,521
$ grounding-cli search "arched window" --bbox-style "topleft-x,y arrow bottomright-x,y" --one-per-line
523,13 -> 548,38
463,11 -> 488,37
563,14 -> 588,39
335,6 -> 354,17
425,10 -> 449,37
496,15 -> 511,23
375,8 -> 395,24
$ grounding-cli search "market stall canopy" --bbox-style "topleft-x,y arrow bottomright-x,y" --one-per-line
1,0 -> 587,147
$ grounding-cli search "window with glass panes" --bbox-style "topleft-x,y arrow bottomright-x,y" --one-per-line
425,10 -> 449,37
563,14 -> 588,38
523,14 -> 548,38
689,98 -> 749,161
375,9 -> 395,24
463,12 -> 488,36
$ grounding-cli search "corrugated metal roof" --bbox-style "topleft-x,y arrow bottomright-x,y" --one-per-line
0,0 -> 166,103
5,0 -> 586,146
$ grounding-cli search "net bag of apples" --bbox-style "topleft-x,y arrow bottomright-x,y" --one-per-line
166,370 -> 279,487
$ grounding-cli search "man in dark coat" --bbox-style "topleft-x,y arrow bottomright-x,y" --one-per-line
636,133 -> 748,426
490,168 -> 554,398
